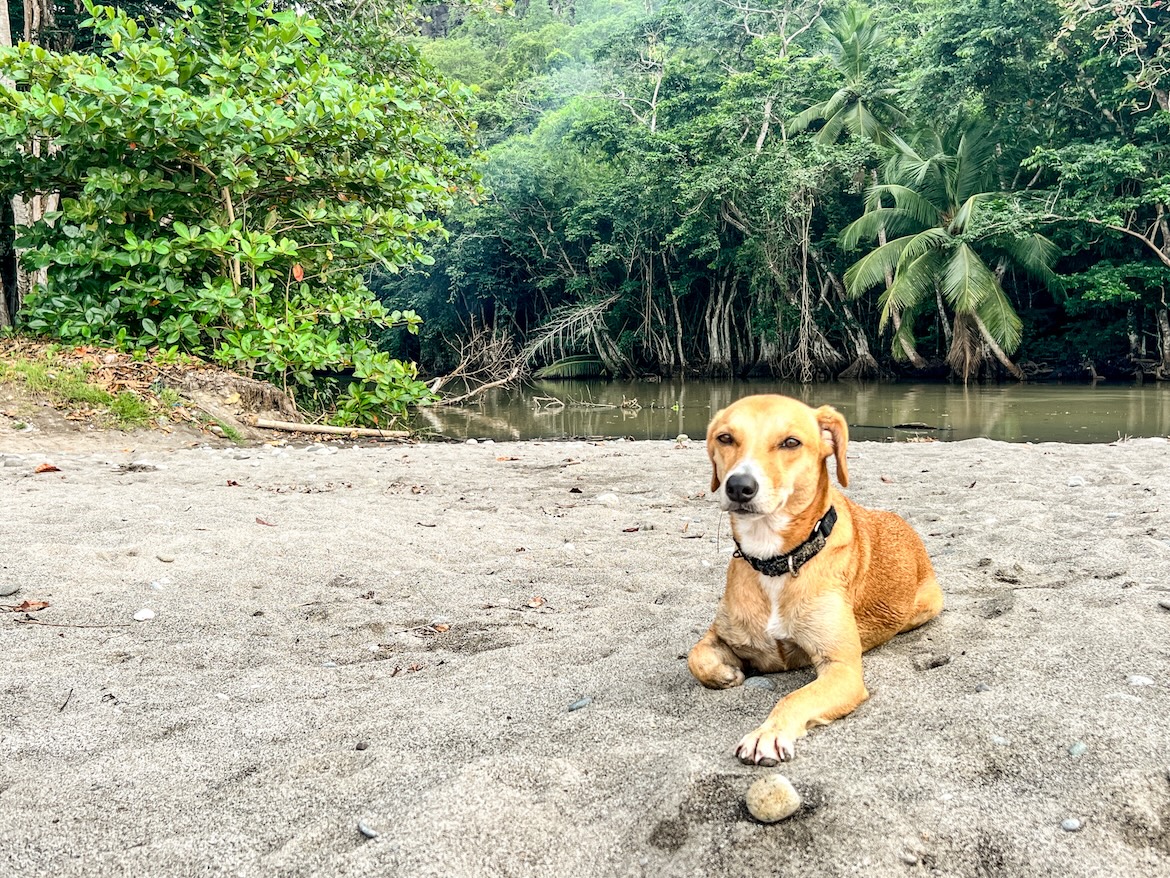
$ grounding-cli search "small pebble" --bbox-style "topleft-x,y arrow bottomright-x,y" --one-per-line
1068,742 -> 1088,758
1127,675 -> 1155,687
900,852 -> 920,866
357,820 -> 379,839
991,735 -> 1010,746
465,438 -> 478,445
157,554 -> 175,563
744,676 -> 776,691
975,683 -> 992,693
1067,476 -> 1085,487
0,584 -> 20,598
745,774 -> 801,823
1061,818 -> 1082,832
322,660 -> 338,668
568,696 -> 592,712
355,742 -> 369,751
133,609 -> 155,622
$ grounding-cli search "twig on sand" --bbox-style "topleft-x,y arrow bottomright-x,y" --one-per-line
251,418 -> 409,439
13,618 -> 130,629
59,688 -> 73,712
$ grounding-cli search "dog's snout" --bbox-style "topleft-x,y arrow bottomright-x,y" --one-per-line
725,473 -> 758,504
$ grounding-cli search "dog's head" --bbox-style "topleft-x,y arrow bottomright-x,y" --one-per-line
707,395 -> 848,517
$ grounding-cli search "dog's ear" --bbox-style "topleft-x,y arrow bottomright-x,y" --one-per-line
816,405 -> 849,487
707,410 -> 724,493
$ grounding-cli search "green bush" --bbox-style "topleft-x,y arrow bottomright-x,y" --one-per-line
0,0 -> 476,425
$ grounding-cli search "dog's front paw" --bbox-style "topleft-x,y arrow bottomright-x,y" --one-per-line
687,646 -> 746,689
735,726 -> 796,766
693,662 -> 745,689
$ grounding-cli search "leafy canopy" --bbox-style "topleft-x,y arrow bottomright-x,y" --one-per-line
0,0 -> 477,425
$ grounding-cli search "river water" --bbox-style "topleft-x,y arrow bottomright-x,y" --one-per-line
414,379 -> 1170,443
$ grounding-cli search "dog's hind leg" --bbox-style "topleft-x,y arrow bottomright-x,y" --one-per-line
900,575 -> 944,633
688,628 -> 746,689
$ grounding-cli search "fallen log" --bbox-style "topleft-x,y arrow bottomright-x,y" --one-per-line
251,418 -> 410,439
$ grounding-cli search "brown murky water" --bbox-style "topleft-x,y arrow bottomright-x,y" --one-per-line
414,379 -> 1170,443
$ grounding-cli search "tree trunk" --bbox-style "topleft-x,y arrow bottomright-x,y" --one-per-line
4,0 -> 60,324
705,271 -> 733,376
664,251 -> 686,372
754,97 -> 773,153
25,0 -> 56,43
1,0 -> 16,326
890,309 -> 928,368
972,313 -> 1025,381
1156,307 -> 1170,376
935,287 -> 952,351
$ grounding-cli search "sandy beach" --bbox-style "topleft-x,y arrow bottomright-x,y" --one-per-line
1,433 -> 1168,877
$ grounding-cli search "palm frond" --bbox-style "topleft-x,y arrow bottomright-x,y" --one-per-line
995,232 -> 1063,291
893,228 -> 951,274
888,304 -> 922,362
839,207 -> 925,250
946,313 -> 984,382
867,184 -> 941,227
949,192 -> 992,234
814,111 -> 848,145
520,294 -> 619,364
880,249 -> 941,318
952,122 -> 997,203
942,242 -> 999,314
843,236 -> 912,296
790,100 -> 830,134
975,284 -> 1023,354
533,355 -> 607,379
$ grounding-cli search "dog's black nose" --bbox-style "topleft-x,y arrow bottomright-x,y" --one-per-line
725,473 -> 758,503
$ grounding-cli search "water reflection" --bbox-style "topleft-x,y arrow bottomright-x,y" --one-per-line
414,379 -> 1170,443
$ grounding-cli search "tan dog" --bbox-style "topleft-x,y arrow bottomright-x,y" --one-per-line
688,394 -> 943,764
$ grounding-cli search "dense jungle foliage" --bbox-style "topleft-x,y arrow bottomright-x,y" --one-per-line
1,0 -> 477,423
376,0 -> 1170,384
2,0 -> 1168,429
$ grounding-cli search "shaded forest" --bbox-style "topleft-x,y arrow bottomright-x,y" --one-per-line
378,0 -> 1170,384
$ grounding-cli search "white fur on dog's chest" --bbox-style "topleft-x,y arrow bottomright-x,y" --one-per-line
759,574 -> 792,641
733,513 -> 795,642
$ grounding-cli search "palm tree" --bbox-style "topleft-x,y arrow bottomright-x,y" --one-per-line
841,123 -> 1061,382
789,3 -> 907,145
791,3 -> 927,368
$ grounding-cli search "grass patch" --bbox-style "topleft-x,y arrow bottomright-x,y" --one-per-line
0,355 -> 153,429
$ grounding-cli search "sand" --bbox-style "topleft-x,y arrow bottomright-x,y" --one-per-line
1,433 -> 1169,877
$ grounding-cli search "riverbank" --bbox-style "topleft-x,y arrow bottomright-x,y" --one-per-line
2,436 -> 1169,877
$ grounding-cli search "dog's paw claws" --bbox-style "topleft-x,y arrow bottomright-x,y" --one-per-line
735,728 -> 795,765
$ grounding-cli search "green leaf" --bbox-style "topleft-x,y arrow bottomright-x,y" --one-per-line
942,243 -> 999,315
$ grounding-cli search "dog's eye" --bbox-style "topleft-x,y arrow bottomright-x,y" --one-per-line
780,437 -> 801,449
716,433 -> 734,445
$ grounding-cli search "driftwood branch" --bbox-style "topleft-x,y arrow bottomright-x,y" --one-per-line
251,418 -> 410,439
433,365 -> 522,406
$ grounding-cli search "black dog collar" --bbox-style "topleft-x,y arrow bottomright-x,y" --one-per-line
733,506 -> 838,578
